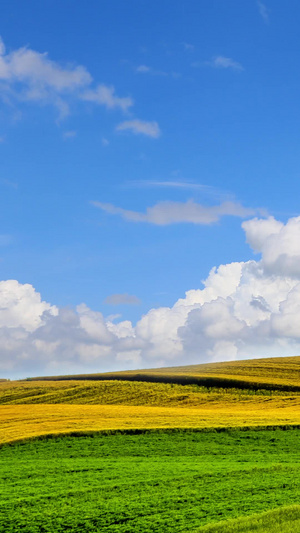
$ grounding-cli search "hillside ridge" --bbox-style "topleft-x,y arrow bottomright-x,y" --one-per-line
22,355 -> 300,392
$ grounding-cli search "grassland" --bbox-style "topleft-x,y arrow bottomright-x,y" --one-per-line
198,505 -> 300,532
1,429 -> 300,532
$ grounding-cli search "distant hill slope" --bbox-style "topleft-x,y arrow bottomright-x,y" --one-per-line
3,356 -> 300,443
25,356 -> 300,391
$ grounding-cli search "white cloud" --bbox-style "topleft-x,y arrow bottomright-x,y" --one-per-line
0,37 -> 150,126
126,180 -> 218,192
0,178 -> 17,189
81,84 -> 133,112
0,234 -> 12,246
210,56 -> 244,71
0,279 -> 57,332
136,65 -> 151,73
182,42 -> 194,52
0,45 -> 91,90
92,199 -> 260,225
63,130 -> 77,140
243,217 -> 300,279
136,65 -> 168,77
116,119 -> 161,138
0,42 -> 91,117
257,1 -> 269,22
4,216 -> 300,379
0,37 -> 5,56
104,293 -> 141,305
243,216 -> 300,277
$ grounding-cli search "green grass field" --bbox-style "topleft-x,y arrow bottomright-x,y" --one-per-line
1,428 -> 300,532
197,505 -> 300,532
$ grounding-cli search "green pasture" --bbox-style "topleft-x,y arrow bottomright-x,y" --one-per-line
1,428 -> 300,532
198,505 -> 300,532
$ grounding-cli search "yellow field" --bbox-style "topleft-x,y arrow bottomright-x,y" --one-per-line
2,356 -> 300,445
1,378 -> 296,406
26,355 -> 300,390
2,395 -> 300,445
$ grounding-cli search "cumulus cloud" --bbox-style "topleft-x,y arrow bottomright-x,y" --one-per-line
0,279 -> 57,332
116,119 -> 161,138
209,56 -> 244,71
104,293 -> 141,305
92,199 -> 260,225
4,216 -> 300,379
243,216 -> 300,277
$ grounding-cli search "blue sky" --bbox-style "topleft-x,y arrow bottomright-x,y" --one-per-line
2,1 -> 300,378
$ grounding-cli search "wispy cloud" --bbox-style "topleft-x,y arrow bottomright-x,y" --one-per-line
135,64 -> 179,79
0,234 -> 12,246
0,178 -> 18,189
92,199 -> 261,225
0,37 -> 91,117
136,65 -> 151,73
104,293 -> 141,305
0,36 -> 156,133
209,56 -> 244,71
101,137 -> 109,147
136,64 -> 167,76
182,42 -> 194,52
63,130 -> 77,140
257,1 -> 269,23
126,180 -> 220,193
116,119 -> 161,138
81,84 -> 133,112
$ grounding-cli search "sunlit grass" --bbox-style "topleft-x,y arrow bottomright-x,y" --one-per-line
2,430 -> 300,532
196,505 -> 300,532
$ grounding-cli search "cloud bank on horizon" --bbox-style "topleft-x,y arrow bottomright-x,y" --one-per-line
2,214 -> 300,379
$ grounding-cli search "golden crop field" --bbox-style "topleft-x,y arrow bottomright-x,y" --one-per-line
0,378 -> 296,406
1,391 -> 300,444
2,356 -> 300,445
26,355 -> 300,390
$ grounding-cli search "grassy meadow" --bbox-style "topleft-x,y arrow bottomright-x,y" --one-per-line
1,429 -> 300,532
198,505 -> 300,532
2,356 -> 300,531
